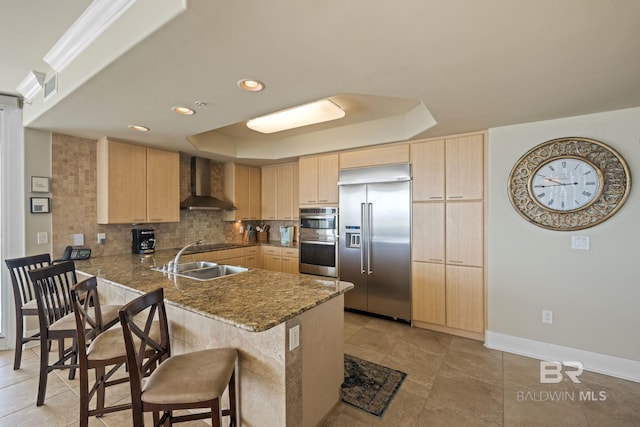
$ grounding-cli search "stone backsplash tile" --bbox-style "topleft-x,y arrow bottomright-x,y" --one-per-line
51,134 -> 232,258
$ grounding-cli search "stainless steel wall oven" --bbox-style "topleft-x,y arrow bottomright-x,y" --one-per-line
299,207 -> 338,277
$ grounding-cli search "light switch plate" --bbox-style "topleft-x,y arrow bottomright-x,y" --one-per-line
37,232 -> 48,244
73,233 -> 84,246
571,236 -> 590,250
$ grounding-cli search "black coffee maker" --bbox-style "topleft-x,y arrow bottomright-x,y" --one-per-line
132,229 -> 155,254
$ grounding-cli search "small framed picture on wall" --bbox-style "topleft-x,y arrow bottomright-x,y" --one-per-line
31,176 -> 50,193
30,197 -> 50,214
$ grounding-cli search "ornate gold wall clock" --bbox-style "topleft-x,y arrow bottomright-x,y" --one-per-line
508,137 -> 631,231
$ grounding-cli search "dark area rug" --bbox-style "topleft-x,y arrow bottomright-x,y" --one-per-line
342,354 -> 407,417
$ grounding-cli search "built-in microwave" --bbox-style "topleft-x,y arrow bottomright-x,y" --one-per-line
299,207 -> 338,277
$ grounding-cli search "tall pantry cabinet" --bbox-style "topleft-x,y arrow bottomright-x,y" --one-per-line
411,132 -> 486,340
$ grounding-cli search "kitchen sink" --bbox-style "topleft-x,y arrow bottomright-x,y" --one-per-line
153,262 -> 248,281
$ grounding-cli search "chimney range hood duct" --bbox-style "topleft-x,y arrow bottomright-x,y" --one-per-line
180,157 -> 236,211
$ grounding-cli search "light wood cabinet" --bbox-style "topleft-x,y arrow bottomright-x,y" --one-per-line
246,246 -> 261,268
445,265 -> 484,333
339,144 -> 410,169
412,202 -> 445,263
261,246 -> 281,271
412,133 -> 483,202
281,247 -> 299,274
411,139 -> 445,201
299,154 -> 339,205
146,147 -> 180,223
411,131 -> 485,340
261,166 -> 277,220
445,201 -> 483,267
262,163 -> 299,220
260,246 -> 299,273
97,137 -> 179,224
224,163 -> 261,221
445,134 -> 484,200
412,262 -> 445,325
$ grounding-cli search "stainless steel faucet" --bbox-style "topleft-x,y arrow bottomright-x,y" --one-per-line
167,240 -> 202,273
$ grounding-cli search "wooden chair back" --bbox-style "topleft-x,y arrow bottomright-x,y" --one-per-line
5,253 -> 51,310
118,287 -> 170,408
70,276 -> 104,357
28,261 -> 77,330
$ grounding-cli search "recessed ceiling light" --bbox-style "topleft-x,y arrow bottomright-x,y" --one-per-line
172,106 -> 195,116
237,79 -> 265,92
128,124 -> 149,132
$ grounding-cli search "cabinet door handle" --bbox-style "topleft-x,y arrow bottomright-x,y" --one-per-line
448,196 -> 463,199
429,258 -> 444,262
429,196 -> 444,200
131,218 -> 145,222
449,260 -> 464,264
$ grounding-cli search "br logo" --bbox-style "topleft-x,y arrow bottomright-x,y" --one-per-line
540,361 -> 584,384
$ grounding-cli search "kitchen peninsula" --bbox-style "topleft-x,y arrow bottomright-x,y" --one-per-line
74,249 -> 353,427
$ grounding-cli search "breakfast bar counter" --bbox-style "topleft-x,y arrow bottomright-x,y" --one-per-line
74,250 -> 352,427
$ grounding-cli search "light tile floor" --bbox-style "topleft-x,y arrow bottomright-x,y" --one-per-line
322,311 -> 640,427
1,311 -> 639,426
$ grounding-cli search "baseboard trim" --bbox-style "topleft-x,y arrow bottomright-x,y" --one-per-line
484,331 -> 640,383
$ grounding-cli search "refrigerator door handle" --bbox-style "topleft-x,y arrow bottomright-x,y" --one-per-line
367,202 -> 373,275
360,203 -> 366,274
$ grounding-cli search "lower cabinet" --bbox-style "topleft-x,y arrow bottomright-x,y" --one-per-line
412,262 -> 484,337
245,246 -> 261,268
261,246 -> 299,273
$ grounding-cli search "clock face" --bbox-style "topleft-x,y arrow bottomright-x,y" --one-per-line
529,157 -> 602,212
508,137 -> 631,231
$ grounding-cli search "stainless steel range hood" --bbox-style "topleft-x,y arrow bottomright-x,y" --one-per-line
180,157 -> 236,211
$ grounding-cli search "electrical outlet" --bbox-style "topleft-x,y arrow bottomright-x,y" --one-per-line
542,310 -> 553,324
289,325 -> 300,351
97,233 -> 106,244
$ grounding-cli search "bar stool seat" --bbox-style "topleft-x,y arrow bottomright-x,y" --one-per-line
142,348 -> 237,405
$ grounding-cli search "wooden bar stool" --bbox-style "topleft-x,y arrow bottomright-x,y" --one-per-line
27,261 -> 120,406
119,288 -> 238,427
5,253 -> 51,370
71,276 -> 132,426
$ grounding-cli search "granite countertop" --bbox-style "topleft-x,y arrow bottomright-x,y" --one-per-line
74,249 -> 351,333
180,240 -> 298,254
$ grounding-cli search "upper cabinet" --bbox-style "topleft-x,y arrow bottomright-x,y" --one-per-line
146,147 -> 181,223
299,154 -> 339,205
411,139 -> 445,201
339,144 -> 410,169
223,163 -> 261,221
261,162 -> 299,220
445,134 -> 484,200
412,133 -> 484,201
97,137 -> 179,224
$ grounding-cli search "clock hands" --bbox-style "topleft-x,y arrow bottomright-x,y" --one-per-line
533,182 -> 579,188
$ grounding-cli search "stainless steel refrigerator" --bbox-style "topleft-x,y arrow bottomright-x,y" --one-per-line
338,164 -> 411,321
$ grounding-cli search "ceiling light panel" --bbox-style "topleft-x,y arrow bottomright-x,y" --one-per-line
247,99 -> 345,134
43,0 -> 137,72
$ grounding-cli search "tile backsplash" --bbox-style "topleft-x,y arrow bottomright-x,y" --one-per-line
51,134 -> 238,258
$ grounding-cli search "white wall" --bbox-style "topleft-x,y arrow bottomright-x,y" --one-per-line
487,107 -> 640,363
